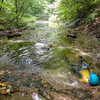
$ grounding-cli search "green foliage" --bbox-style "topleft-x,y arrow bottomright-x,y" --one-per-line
26,0 -> 45,15
0,0 -> 55,27
0,24 -> 5,30
81,10 -> 99,24
47,0 -> 55,3
57,0 -> 99,23
0,0 -> 33,26
22,17 -> 37,23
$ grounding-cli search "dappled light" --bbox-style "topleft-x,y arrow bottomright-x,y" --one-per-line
0,0 -> 100,100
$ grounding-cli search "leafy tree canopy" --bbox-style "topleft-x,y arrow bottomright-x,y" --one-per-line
0,0 -> 55,27
57,0 -> 100,23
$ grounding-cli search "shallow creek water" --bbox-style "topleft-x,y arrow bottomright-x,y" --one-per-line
0,21 -> 100,99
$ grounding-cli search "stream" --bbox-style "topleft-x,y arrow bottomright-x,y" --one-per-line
0,21 -> 100,100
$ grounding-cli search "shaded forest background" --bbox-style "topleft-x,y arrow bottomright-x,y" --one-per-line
0,0 -> 100,28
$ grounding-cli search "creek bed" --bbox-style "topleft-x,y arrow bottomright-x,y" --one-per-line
0,21 -> 100,100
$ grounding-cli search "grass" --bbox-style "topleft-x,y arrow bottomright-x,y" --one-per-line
0,24 -> 6,30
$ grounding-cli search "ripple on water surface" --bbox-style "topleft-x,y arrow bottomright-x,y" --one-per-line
0,21 -> 100,89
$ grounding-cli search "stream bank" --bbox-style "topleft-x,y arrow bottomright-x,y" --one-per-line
74,17 -> 100,60
0,26 -> 27,39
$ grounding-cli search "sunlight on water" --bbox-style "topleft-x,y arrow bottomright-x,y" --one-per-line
0,21 -> 100,88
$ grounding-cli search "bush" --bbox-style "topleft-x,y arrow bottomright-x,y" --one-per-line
57,0 -> 99,23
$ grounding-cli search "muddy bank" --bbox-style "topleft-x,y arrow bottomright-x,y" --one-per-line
69,17 -> 100,61
0,27 -> 27,39
74,17 -> 100,40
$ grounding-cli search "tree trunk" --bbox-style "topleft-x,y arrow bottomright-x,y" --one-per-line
15,0 -> 18,23
0,0 -> 4,12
